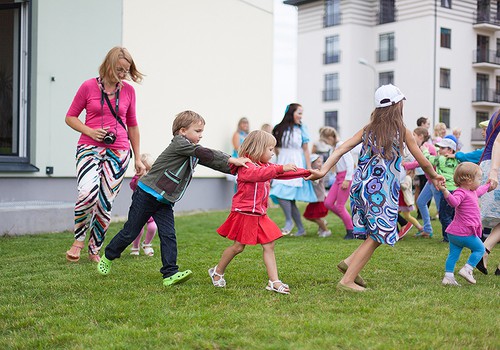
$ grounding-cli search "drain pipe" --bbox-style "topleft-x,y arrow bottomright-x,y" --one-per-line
432,0 -> 437,126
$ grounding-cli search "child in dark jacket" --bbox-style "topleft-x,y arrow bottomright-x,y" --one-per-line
208,130 -> 310,294
98,110 -> 250,286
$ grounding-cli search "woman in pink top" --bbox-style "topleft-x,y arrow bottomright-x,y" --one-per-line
65,47 -> 146,263
438,162 -> 491,286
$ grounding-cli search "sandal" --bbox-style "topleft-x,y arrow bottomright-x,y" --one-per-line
337,260 -> 367,288
130,247 -> 140,256
88,253 -> 101,263
208,265 -> 226,287
66,242 -> 84,262
141,242 -> 154,257
163,270 -> 193,286
265,280 -> 290,294
97,256 -> 112,275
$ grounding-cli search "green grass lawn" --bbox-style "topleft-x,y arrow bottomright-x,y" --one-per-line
1,206 -> 499,350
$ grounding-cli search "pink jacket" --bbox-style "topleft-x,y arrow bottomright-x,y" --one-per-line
230,162 -> 310,215
444,184 -> 490,236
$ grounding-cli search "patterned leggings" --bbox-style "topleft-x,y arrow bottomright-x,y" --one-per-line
74,145 -> 130,254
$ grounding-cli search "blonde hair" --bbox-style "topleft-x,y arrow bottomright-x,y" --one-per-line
453,162 -> 481,187
172,110 -> 205,136
433,122 -> 447,138
239,130 -> 276,162
319,126 -> 338,145
140,153 -> 155,169
364,102 -> 406,160
261,123 -> 272,133
99,47 -> 144,84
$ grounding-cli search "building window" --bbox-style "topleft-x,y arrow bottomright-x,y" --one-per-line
324,0 -> 340,27
323,73 -> 339,101
377,32 -> 395,62
476,111 -> 489,126
324,35 -> 340,64
440,68 -> 451,88
439,108 -> 450,128
379,0 -> 395,24
476,73 -> 489,101
379,71 -> 394,86
440,28 -> 451,48
441,0 -> 451,8
324,111 -> 338,130
477,0 -> 490,23
0,1 -> 32,171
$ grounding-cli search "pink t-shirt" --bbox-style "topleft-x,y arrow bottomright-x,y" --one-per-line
66,78 -> 138,150
403,143 -> 437,180
444,183 -> 490,237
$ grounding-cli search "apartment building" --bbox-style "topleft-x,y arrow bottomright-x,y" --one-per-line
284,0 -> 498,151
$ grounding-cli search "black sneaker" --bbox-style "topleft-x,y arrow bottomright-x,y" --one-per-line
495,268 -> 500,276
476,258 -> 488,275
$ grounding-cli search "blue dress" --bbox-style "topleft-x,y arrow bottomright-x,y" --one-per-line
350,134 -> 402,246
270,125 -> 317,203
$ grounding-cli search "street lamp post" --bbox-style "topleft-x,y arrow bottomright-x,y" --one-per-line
358,58 -> 377,92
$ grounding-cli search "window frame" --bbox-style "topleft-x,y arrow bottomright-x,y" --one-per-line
440,27 -> 451,49
0,0 -> 35,172
440,68 -> 451,88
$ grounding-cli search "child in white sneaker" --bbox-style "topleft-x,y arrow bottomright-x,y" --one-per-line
129,153 -> 157,256
303,154 -> 330,237
438,162 -> 491,286
209,130 -> 310,294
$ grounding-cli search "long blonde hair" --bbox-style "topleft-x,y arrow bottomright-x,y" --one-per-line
239,130 -> 276,162
363,101 -> 406,160
99,46 -> 144,85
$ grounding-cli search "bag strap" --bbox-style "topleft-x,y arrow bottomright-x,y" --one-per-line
103,92 -> 127,133
479,110 -> 500,163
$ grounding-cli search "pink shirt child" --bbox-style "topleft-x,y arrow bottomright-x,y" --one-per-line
444,183 -> 489,237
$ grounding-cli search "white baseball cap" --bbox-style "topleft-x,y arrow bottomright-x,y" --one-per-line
435,138 -> 457,151
374,84 -> 406,108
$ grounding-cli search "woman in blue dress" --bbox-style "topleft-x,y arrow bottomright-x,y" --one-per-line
307,85 -> 444,291
271,103 -> 317,236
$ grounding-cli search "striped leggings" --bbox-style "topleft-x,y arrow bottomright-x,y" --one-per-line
74,144 -> 130,254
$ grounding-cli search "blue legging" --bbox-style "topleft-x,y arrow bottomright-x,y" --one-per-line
445,234 -> 485,273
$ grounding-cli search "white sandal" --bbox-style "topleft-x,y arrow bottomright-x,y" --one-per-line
208,265 -> 226,287
130,247 -> 139,256
266,280 -> 290,294
141,242 -> 154,257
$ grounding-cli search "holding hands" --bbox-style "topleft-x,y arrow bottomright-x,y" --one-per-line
488,169 -> 498,191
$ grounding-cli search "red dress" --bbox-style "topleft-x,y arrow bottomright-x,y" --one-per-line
217,162 -> 310,245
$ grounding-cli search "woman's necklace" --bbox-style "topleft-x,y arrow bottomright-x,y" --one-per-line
98,78 -> 119,96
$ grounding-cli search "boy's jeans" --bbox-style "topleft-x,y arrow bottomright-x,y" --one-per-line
416,181 -> 442,234
104,187 -> 179,278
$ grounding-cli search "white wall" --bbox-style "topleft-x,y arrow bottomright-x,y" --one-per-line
123,0 -> 274,177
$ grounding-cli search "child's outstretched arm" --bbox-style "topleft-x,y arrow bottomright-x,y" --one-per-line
405,128 -> 445,188
306,129 -> 363,180
229,157 -> 251,168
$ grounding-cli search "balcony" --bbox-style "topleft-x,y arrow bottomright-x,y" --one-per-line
472,88 -> 500,107
376,49 -> 397,63
473,11 -> 500,31
323,51 -> 341,64
323,89 -> 340,102
471,127 -> 485,144
472,49 -> 500,69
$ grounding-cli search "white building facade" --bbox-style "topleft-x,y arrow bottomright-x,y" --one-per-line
285,0 -> 498,150
0,0 -> 274,234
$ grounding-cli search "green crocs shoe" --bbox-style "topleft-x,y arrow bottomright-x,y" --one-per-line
97,256 -> 112,275
163,270 -> 193,286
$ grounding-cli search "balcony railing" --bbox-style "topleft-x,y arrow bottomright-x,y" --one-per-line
376,49 -> 397,62
471,127 -> 485,142
473,49 -> 500,65
472,88 -> 500,103
323,89 -> 340,102
473,11 -> 500,26
323,52 -> 341,64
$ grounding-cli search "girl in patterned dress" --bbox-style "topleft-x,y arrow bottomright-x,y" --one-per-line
307,84 -> 445,292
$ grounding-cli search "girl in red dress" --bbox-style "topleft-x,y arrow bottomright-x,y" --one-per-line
209,130 -> 310,294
